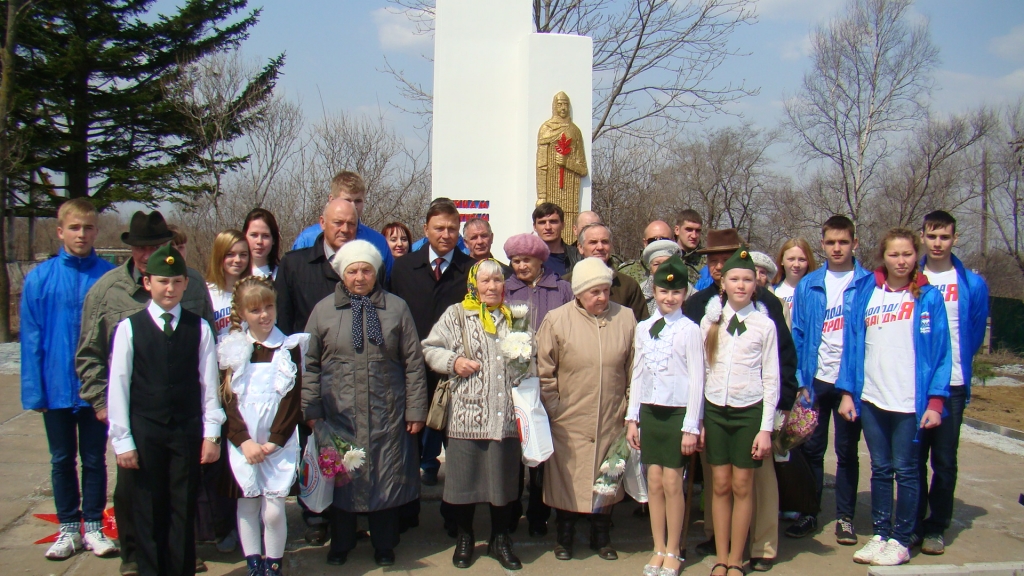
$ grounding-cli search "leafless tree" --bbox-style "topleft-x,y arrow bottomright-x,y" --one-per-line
987,101 -> 1024,279
386,0 -> 757,141
591,132 -> 666,258
783,0 -> 938,225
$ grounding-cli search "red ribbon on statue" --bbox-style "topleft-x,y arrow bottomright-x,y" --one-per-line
32,506 -> 118,544
555,133 -> 573,189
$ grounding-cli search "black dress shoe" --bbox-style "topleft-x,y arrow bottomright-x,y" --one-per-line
488,533 -> 523,570
422,469 -> 439,486
326,551 -> 347,565
750,557 -> 773,572
590,543 -> 618,560
695,537 -> 716,556
452,532 -> 475,568
553,518 -> 575,560
528,521 -> 548,537
305,523 -> 329,546
374,549 -> 396,566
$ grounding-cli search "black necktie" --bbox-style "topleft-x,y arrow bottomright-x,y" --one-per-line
160,312 -> 174,337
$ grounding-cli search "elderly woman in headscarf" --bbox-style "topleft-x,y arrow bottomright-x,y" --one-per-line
302,240 -> 428,568
421,259 -> 524,571
502,233 -> 574,536
535,257 -> 636,562
641,239 -> 684,315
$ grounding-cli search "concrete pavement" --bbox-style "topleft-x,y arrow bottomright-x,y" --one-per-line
2,372 -> 1023,575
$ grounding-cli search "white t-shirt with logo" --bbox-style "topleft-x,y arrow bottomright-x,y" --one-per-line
207,283 -> 233,338
815,270 -> 854,383
862,287 -> 917,413
924,268 -> 962,386
774,282 -> 795,314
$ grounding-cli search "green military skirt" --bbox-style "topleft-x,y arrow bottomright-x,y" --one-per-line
639,404 -> 688,468
703,401 -> 763,469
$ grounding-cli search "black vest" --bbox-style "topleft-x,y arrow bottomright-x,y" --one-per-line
128,308 -> 203,424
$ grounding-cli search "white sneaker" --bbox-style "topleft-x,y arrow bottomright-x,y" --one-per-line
871,539 -> 910,566
83,529 -> 119,557
45,530 -> 83,560
852,535 -> 886,564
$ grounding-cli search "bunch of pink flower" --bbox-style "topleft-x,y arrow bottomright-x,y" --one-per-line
318,446 -> 348,479
773,404 -> 819,454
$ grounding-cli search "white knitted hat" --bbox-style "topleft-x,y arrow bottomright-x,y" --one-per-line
749,251 -> 777,279
333,239 -> 382,276
571,257 -> 615,295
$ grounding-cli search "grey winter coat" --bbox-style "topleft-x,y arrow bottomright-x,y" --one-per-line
302,284 -> 429,513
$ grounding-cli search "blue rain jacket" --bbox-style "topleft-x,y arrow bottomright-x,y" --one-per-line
919,254 -> 989,401
836,272 -> 952,424
790,261 -> 871,401
20,248 -> 115,411
291,221 -> 395,279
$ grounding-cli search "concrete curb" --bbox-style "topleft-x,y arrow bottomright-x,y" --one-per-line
963,417 -> 1024,442
868,562 -> 1024,575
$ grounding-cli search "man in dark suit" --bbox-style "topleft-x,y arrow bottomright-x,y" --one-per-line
274,197 -> 359,544
389,199 -> 473,530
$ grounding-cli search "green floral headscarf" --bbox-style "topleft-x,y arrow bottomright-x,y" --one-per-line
462,259 -> 512,334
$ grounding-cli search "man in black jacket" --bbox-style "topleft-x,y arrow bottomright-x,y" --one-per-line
274,197 -> 359,544
532,203 -> 581,278
389,199 -> 474,530
683,229 -> 798,572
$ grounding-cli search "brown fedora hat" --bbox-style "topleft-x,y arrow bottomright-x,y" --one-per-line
121,211 -> 174,247
697,228 -> 745,255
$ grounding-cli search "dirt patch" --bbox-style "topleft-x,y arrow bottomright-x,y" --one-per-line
965,385 -> 1024,431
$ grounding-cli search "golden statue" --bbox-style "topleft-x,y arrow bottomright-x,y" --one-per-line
537,91 -> 588,244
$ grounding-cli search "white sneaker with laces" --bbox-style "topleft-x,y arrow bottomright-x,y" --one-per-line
83,530 -> 119,557
852,535 -> 886,564
870,539 -> 910,566
45,530 -> 83,560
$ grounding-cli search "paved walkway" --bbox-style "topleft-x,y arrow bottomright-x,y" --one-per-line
2,372 -> 1023,575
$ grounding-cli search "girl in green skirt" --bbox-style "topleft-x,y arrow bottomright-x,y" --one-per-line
626,255 -> 705,576
699,248 -> 780,576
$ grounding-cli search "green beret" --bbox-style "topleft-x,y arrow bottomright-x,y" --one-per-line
652,254 -> 688,291
721,246 -> 756,276
146,244 -> 187,277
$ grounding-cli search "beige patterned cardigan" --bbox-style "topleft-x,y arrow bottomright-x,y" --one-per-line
421,303 -> 518,441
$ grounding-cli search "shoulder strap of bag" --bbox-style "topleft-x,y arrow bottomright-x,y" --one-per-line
458,308 -> 472,362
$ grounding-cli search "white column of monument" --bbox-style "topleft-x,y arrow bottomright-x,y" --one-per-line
432,0 -> 592,260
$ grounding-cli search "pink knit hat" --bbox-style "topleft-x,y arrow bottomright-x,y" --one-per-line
503,233 -> 550,261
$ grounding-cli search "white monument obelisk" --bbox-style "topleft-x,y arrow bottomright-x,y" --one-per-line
432,0 -> 592,260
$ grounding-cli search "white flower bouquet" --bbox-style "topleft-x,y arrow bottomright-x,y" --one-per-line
592,429 -> 630,512
501,303 -> 533,383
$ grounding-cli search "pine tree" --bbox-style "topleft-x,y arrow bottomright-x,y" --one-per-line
8,0 -> 283,210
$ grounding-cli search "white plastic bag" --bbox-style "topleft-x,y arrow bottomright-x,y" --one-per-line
623,447 -> 648,503
298,430 -> 333,513
512,377 -> 554,467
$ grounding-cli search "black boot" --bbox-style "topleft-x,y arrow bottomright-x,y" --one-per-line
488,533 -> 523,570
553,515 -> 576,561
245,555 -> 263,576
263,557 -> 283,576
589,514 -> 617,560
452,530 -> 475,569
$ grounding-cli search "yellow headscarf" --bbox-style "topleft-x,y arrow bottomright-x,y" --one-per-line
462,259 -> 511,334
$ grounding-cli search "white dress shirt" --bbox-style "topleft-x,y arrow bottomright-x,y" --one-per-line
107,301 -> 226,455
627,308 -> 705,434
428,246 -> 455,276
701,301 -> 780,432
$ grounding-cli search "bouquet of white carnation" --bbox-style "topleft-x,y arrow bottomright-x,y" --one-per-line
501,303 -> 533,383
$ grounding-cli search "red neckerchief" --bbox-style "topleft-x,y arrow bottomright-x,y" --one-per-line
873,266 -> 929,292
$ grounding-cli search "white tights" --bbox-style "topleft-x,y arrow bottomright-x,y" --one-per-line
237,496 -> 287,558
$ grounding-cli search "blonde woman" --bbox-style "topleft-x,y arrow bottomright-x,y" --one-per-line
206,229 -> 251,337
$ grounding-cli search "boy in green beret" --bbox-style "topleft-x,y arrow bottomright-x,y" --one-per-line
106,245 -> 225,576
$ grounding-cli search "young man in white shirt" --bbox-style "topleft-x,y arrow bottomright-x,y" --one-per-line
789,216 -> 871,543
107,245 -> 225,576
916,210 -> 989,555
